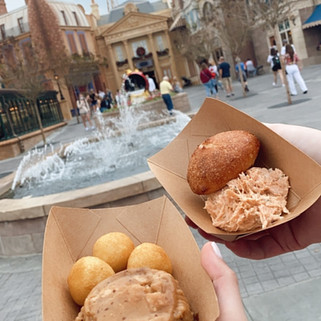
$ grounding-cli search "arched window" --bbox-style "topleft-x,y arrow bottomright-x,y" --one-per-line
203,2 -> 214,23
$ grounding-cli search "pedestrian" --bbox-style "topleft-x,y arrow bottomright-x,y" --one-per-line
159,76 -> 174,115
172,76 -> 183,93
284,44 -> 308,96
105,88 -> 114,108
235,59 -> 249,92
99,94 -> 108,112
199,62 -> 217,97
115,89 -> 121,107
76,94 -> 95,131
89,89 -> 99,114
218,56 -> 234,97
267,47 -> 285,87
245,58 -> 256,77
146,74 -> 156,97
208,59 -> 223,92
281,39 -> 296,56
98,89 -> 105,100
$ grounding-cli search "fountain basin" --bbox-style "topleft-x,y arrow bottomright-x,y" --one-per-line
0,122 -> 67,161
0,170 -> 166,256
0,117 -> 196,256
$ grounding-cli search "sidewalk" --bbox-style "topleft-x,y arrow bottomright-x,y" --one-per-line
1,64 -> 321,321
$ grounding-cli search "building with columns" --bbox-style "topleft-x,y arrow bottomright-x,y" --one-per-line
95,1 -> 179,92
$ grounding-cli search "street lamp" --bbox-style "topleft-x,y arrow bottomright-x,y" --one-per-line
54,74 -> 65,100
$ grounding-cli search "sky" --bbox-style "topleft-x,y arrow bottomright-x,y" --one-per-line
6,0 -> 110,15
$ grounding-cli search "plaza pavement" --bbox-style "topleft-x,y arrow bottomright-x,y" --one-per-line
1,63 -> 321,321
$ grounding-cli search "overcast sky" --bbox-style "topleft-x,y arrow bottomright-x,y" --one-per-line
6,0 -> 110,15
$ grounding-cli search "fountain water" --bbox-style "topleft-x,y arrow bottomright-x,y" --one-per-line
11,106 -> 191,199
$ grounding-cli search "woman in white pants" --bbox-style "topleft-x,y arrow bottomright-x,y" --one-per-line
284,44 -> 308,96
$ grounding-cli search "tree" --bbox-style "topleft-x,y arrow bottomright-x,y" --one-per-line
210,0 -> 254,59
173,26 -> 219,64
27,0 -> 68,74
0,38 -> 48,144
208,0 -> 256,96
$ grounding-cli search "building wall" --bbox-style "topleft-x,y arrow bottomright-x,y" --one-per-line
0,2 -> 100,121
251,0 -> 321,68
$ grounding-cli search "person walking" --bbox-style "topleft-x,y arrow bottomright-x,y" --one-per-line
77,94 -> 95,131
281,39 -> 296,56
284,44 -> 308,96
172,76 -> 183,93
235,59 -> 249,92
146,74 -> 156,97
267,47 -> 285,87
89,89 -> 99,114
200,62 -> 217,97
218,56 -> 234,97
159,76 -> 174,115
245,58 -> 256,77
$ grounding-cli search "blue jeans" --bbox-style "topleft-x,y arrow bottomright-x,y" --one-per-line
162,94 -> 173,111
203,79 -> 217,96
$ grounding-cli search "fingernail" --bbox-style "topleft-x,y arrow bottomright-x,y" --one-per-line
211,242 -> 223,259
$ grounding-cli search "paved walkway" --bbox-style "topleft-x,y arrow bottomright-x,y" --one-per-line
1,64 -> 321,320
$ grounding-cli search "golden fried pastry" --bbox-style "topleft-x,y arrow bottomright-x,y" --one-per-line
127,243 -> 172,274
67,256 -> 115,306
75,267 -> 194,321
187,130 -> 260,195
93,232 -> 135,272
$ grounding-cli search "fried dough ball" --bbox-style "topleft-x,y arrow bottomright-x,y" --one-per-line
93,232 -> 135,272
127,242 -> 172,274
187,130 -> 260,195
67,256 -> 114,306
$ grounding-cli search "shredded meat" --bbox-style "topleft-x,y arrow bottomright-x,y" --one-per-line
204,167 -> 290,232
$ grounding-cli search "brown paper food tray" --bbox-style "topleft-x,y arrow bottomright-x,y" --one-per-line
42,195 -> 219,321
148,98 -> 321,241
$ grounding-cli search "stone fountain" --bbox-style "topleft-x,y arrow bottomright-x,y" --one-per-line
0,93 -> 192,256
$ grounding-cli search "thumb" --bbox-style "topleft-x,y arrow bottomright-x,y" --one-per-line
201,242 -> 248,321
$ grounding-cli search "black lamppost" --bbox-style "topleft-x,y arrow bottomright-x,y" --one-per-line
54,74 -> 65,100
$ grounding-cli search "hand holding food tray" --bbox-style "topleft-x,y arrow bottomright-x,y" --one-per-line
147,98 -> 321,241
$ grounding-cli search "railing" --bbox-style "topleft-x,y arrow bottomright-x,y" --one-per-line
0,90 -> 63,141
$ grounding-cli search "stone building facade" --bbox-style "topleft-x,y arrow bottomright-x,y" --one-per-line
95,1 -> 178,93
171,0 -> 321,73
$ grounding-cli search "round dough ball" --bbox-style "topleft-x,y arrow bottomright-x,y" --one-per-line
127,243 -> 172,274
67,256 -> 114,306
187,130 -> 260,195
93,232 -> 135,272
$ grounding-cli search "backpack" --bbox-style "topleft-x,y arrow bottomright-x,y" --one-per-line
272,55 -> 281,71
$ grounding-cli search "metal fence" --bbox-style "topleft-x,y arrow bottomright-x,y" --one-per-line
0,90 -> 63,141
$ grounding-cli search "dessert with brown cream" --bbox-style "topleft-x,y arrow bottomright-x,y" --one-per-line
75,267 -> 194,321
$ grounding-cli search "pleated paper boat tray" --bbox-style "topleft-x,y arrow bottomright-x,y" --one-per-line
148,98 -> 321,241
42,196 -> 219,321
